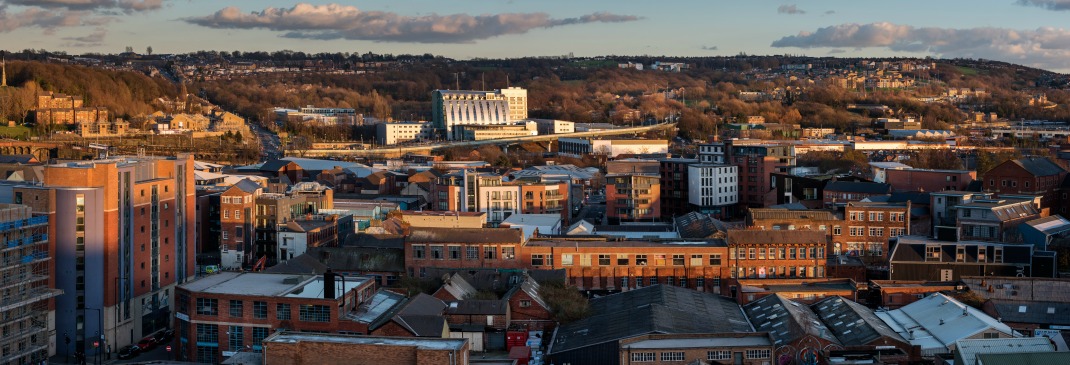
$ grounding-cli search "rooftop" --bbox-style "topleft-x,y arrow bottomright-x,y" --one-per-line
1023,214 -> 1070,235
1008,157 -> 1067,177
874,293 -> 1017,354
620,334 -> 772,350
180,272 -> 367,299
407,227 -> 524,244
263,331 -> 467,351
955,337 -> 1054,365
727,229 -> 827,246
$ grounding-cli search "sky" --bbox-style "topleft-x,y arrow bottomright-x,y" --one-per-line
4,0 -> 1070,72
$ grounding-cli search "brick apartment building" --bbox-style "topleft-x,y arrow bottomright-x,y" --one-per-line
725,142 -> 795,208
747,202 -> 910,262
605,173 -> 661,222
823,181 -> 892,208
618,333 -> 776,365
174,272 -> 376,363
430,171 -> 569,226
726,230 -> 828,280
658,158 -> 696,219
262,331 -> 470,365
3,155 -> 196,358
405,227 -> 527,277
982,157 -> 1068,215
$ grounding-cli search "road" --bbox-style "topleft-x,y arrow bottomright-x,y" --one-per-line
250,122 -> 282,161
49,342 -> 174,364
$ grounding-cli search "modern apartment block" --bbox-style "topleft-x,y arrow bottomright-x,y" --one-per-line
687,164 -> 738,219
0,204 -> 61,364
605,174 -> 661,223
3,155 -> 196,359
726,142 -> 795,207
432,87 -> 527,140
659,158 -> 696,219
430,170 -> 568,226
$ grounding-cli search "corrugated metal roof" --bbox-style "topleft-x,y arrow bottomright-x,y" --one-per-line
749,209 -> 838,221
743,294 -> 840,347
955,337 -> 1054,365
977,351 -> 1070,365
727,229 -> 827,245
811,296 -> 906,347
874,293 -> 1018,354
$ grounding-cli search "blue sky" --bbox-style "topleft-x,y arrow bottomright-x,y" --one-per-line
4,0 -> 1070,71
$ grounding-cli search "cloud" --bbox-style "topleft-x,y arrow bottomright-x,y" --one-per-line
701,45 -> 718,50
777,4 -> 806,14
0,6 -> 109,33
186,3 -> 640,43
825,10 -> 836,14
8,0 -> 164,12
771,22 -> 1070,70
62,27 -> 107,47
1016,0 -> 1070,10
827,49 -> 845,54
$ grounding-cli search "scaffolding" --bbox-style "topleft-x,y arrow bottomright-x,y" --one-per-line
0,204 -> 61,365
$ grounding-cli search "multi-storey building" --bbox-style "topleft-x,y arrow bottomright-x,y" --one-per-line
982,157 -> 1068,216
430,171 -> 568,226
687,164 -> 738,219
885,168 -> 976,192
0,204 -> 60,364
174,272 -> 375,363
822,181 -> 892,208
658,158 -> 696,219
262,331 -> 470,365
725,230 -> 828,280
557,138 -> 670,158
404,227 -> 527,277
696,142 -> 727,164
276,217 -> 340,262
605,174 -> 661,223
253,188 -> 331,266
219,181 -> 260,269
431,87 -> 527,140
930,191 -> 993,241
2,155 -> 196,359
375,121 -> 434,145
955,198 -> 1039,243
836,202 -> 911,260
726,142 -> 795,207
888,236 -> 1055,281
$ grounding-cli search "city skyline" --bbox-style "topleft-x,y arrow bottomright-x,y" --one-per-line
4,0 -> 1070,72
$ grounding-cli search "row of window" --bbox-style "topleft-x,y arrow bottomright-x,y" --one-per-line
848,211 -> 906,222
411,245 -> 517,260
630,349 -> 770,362
731,246 -> 824,261
557,253 -> 724,267
731,266 -> 823,279
195,299 -> 327,322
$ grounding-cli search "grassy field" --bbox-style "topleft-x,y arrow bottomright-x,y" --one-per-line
955,66 -> 979,76
0,125 -> 32,139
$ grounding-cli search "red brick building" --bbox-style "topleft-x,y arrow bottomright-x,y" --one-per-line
503,277 -> 554,331
823,181 -> 892,208
727,143 -> 795,208
886,168 -> 976,192
405,227 -> 527,277
983,157 -> 1068,215
174,272 -> 376,363
726,230 -> 828,280
262,331 -> 470,365
869,280 -> 959,309
605,173 -> 661,222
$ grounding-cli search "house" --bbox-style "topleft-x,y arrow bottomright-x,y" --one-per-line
810,296 -> 914,359
874,293 -> 1020,357
433,273 -> 479,302
888,236 -> 1052,281
725,230 -> 829,280
503,276 -> 554,331
823,181 -> 892,207
869,280 -> 960,309
546,285 -> 755,365
368,293 -> 450,338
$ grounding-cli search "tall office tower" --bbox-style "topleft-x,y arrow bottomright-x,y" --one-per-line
0,204 -> 59,363
431,87 -> 528,140
5,155 -> 195,359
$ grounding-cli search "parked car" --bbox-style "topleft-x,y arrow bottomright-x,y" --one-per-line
136,336 -> 156,351
117,345 -> 141,360
153,329 -> 175,344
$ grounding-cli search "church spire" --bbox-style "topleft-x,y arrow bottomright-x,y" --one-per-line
1,54 -> 7,87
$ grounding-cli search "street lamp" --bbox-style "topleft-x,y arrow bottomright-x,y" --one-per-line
84,307 -> 104,365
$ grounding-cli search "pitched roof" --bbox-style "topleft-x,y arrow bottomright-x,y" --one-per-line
674,212 -> 728,239
1010,157 -> 1067,177
438,273 -> 478,300
744,294 -> 840,347
548,285 -> 753,355
1023,215 -> 1070,235
874,293 -> 1017,354
824,181 -> 892,194
445,300 -> 508,315
343,233 -> 405,249
726,230 -> 827,246
987,299 -> 1070,326
233,178 -> 262,194
503,276 -> 550,310
262,253 -> 328,275
311,246 -> 405,273
811,296 -> 906,347
748,208 -> 838,221
955,337 -> 1054,365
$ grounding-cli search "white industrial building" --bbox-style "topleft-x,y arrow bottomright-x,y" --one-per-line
558,138 -> 669,157
376,121 -> 435,145
432,87 -> 527,140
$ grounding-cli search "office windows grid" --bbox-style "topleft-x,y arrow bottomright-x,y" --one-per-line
631,353 -> 655,362
661,352 -> 685,361
746,349 -> 771,359
708,351 -> 731,360
253,301 -> 267,319
299,305 -> 331,322
276,303 -> 291,320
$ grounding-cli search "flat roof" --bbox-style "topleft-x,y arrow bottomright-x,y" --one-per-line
526,239 -> 726,248
263,331 -> 467,351
622,336 -> 771,349
179,272 -> 368,299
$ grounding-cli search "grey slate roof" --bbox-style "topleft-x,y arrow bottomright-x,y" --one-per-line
445,300 -> 508,315
987,299 -> 1070,326
811,296 -> 906,347
262,253 -> 328,275
343,233 -> 405,249
549,285 -> 753,355
727,229 -> 827,246
233,178 -> 262,194
503,276 -> 550,310
1011,157 -> 1067,177
311,246 -> 405,273
748,208 -> 838,221
674,212 -> 727,239
743,294 -> 840,347
407,227 -> 524,244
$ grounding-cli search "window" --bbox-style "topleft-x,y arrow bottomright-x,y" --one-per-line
253,301 -> 267,319
617,254 -> 629,265
484,246 -> 497,259
994,247 -> 1003,263
276,303 -> 291,320
983,332 -> 1000,339
466,246 -> 479,260
223,210 -> 229,219
412,245 -> 425,259
228,325 -> 244,350
978,247 -> 987,262
221,231 -> 228,240
709,254 -> 722,266
631,353 -> 655,362
635,254 -> 648,266
746,349 -> 771,359
778,247 -> 785,259
661,352 -> 685,362
502,246 -> 516,260
758,248 -> 766,260
748,248 -> 756,260
691,254 -> 703,266
252,327 -> 269,350
531,254 -> 545,266
672,254 -> 685,265
234,210 -> 241,220
833,226 -> 842,235
520,300 -> 531,308
431,245 -> 443,259
598,254 -> 611,266
869,227 -> 884,237
789,248 -> 796,259
850,227 -> 865,236
196,298 -> 218,316
561,254 -> 574,266
926,246 -> 941,261
299,304 -> 331,322
230,300 -> 243,317
708,351 -> 732,360
196,323 -> 218,343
